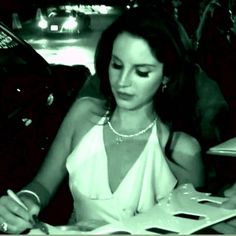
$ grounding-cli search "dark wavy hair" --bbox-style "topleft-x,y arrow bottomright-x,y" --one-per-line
94,6 -> 198,135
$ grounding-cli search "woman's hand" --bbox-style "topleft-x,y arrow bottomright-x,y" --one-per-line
0,194 -> 40,234
211,182 -> 236,234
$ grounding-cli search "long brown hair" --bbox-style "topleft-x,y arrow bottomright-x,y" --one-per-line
95,6 -> 198,136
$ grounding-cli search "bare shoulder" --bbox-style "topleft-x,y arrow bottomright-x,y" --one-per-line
158,122 -> 201,155
170,132 -> 204,187
65,97 -> 106,123
63,97 -> 106,147
57,97 -> 105,138
170,131 -> 202,173
73,96 -> 105,113
172,132 -> 201,155
156,118 -> 204,186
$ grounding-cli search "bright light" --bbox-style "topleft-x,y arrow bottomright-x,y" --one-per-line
62,17 -> 78,30
38,19 -> 48,29
64,5 -> 79,11
92,5 -> 112,14
35,46 -> 95,74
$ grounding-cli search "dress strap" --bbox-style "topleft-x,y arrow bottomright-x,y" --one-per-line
97,110 -> 109,125
164,126 -> 174,160
164,125 -> 182,167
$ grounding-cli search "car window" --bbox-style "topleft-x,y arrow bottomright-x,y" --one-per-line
0,31 -> 18,49
0,22 -> 49,67
0,30 -> 27,65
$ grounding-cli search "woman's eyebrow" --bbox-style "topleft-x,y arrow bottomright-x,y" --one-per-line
111,55 -> 121,61
135,64 -> 157,68
111,55 -> 158,67
112,55 -> 157,67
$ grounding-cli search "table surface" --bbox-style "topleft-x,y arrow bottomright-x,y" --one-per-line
207,137 -> 236,157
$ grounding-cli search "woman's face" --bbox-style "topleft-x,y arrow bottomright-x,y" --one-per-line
108,32 -> 165,111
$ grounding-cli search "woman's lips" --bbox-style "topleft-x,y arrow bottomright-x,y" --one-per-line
116,91 -> 134,100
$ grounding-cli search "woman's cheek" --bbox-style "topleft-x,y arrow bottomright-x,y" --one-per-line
109,69 -> 119,85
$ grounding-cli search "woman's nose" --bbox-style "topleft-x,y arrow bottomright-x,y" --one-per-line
118,69 -> 131,87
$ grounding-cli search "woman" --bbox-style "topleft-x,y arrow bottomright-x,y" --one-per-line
0,6 -> 204,234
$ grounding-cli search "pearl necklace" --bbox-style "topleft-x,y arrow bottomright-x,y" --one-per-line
107,118 -> 157,144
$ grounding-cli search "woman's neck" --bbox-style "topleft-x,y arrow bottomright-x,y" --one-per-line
111,106 -> 156,133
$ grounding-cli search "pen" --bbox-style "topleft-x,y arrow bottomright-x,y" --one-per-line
7,189 -> 28,210
7,189 -> 49,235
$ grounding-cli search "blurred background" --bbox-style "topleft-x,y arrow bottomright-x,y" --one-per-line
1,0 -> 235,74
0,0 -> 130,74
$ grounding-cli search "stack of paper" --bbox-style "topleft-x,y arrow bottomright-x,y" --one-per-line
28,184 -> 236,235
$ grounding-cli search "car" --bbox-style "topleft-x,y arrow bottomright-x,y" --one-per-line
37,7 -> 91,35
0,21 -> 90,224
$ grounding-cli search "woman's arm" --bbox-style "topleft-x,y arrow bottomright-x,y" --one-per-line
0,97 -> 102,234
0,98 -> 104,234
21,97 -> 99,208
167,132 -> 205,188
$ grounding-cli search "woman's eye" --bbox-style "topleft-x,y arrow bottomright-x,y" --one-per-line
111,62 -> 122,70
136,70 -> 150,77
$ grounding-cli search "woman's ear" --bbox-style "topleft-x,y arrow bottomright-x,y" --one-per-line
161,76 -> 170,93
162,76 -> 170,85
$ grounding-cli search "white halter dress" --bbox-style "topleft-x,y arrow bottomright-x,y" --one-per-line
66,115 -> 177,223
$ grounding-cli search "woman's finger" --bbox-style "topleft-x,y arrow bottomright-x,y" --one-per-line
0,196 -> 31,221
0,215 -> 31,234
